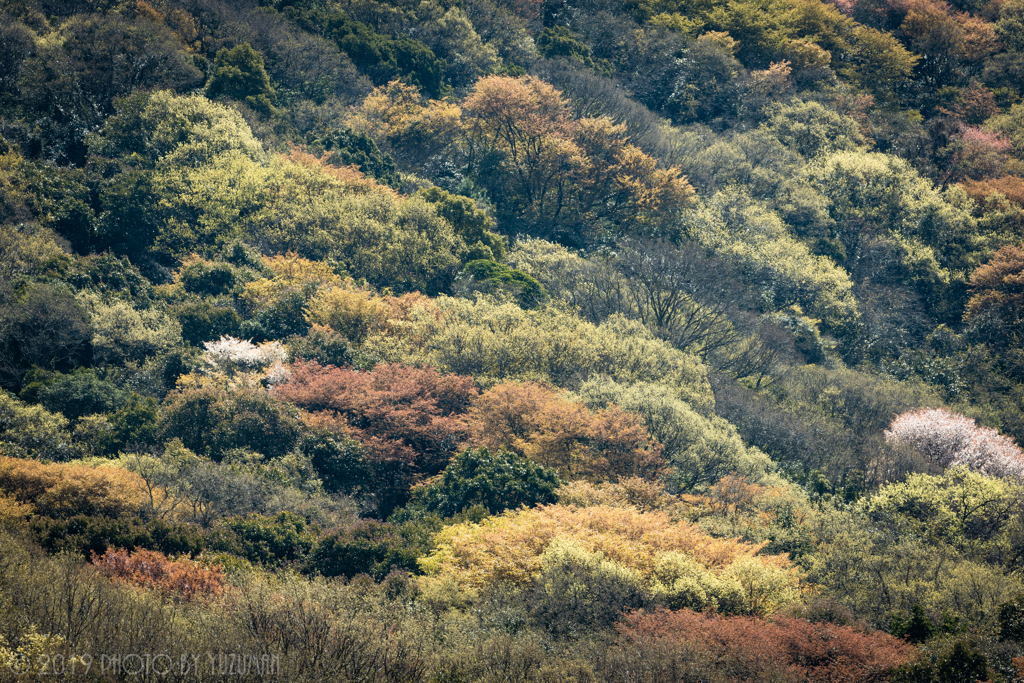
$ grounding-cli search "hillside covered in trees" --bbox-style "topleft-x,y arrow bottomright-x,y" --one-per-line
2,0 -> 1024,679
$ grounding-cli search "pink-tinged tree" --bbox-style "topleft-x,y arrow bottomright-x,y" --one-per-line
885,407 -> 1024,479
939,125 -> 1012,187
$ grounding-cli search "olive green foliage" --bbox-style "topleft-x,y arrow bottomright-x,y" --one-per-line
310,128 -> 399,186
536,27 -> 606,73
2,0 -> 1024,670
529,538 -> 650,637
364,296 -> 715,411
459,260 -> 549,308
408,448 -> 561,517
26,369 -> 126,422
0,390 -> 75,460
271,0 -> 448,97
207,43 -> 277,115
0,282 -> 91,389
417,187 -> 506,261
808,507 -> 1021,632
150,138 -> 467,292
217,512 -> 318,566
91,90 -> 266,169
308,518 -> 440,580
160,386 -> 302,461
576,377 -> 771,490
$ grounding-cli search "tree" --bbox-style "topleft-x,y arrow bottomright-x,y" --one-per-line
0,283 -> 91,390
30,369 -> 126,422
885,408 -> 1024,479
462,75 -> 694,245
408,447 -> 561,517
417,187 -> 506,261
160,385 -> 303,461
762,99 -> 866,157
613,240 -> 740,359
468,381 -> 668,482
576,377 -> 770,489
17,14 -> 202,163
272,361 -> 477,514
207,43 -> 277,115
420,503 -> 800,615
964,244 -> 1024,343
308,518 -> 437,580
457,260 -> 549,308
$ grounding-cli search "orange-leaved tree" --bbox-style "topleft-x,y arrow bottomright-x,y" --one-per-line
461,75 -> 694,245
964,244 -> 1024,342
467,381 -> 666,482
0,456 -> 149,518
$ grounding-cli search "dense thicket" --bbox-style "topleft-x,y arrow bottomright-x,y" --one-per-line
2,0 -> 1024,677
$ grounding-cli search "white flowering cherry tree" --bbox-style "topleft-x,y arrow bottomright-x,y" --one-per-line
885,407 -> 1024,480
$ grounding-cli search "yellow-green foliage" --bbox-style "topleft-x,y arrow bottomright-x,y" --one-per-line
0,391 -> 74,460
0,225 -> 71,282
305,281 -> 397,344
153,148 -> 466,292
363,296 -> 714,412
79,293 -> 182,364
420,503 -> 799,615
0,627 -> 68,675
239,252 -> 344,315
805,150 -> 981,274
106,90 -> 266,168
861,466 -> 1024,569
683,192 -> 860,335
556,478 -> 680,513
576,377 -> 771,488
808,508 -> 1020,630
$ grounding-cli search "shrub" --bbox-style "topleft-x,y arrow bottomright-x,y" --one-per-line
92,547 -> 224,602
408,447 -> 561,517
173,300 -> 241,346
0,456 -> 147,518
611,609 -> 913,683
308,518 -> 438,581
458,260 -> 549,308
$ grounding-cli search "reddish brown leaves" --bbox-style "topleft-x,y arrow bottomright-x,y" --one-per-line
92,548 -> 224,602
615,609 -> 914,683
273,361 -> 476,474
468,381 -> 666,482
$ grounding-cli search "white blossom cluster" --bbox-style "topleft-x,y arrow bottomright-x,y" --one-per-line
885,407 -> 1024,480
202,336 -> 288,373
